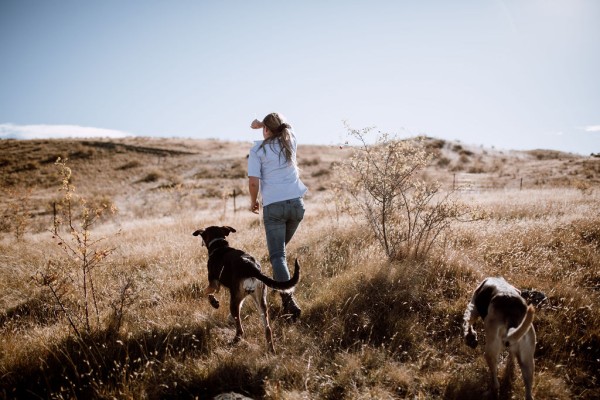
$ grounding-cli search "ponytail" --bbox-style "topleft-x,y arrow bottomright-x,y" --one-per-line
276,123 -> 291,133
260,113 -> 295,165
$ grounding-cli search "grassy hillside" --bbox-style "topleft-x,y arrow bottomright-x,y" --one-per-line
1,137 -> 599,399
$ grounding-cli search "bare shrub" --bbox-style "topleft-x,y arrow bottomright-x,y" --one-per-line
437,157 -> 451,167
335,126 -> 479,260
572,179 -> 593,194
2,187 -> 33,240
311,168 -> 330,177
33,158 -> 127,336
140,170 -> 163,182
527,149 -> 571,160
116,160 -> 142,170
299,157 -> 321,167
468,164 -> 485,174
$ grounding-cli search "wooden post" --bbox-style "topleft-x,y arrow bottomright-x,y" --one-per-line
232,189 -> 237,213
520,177 -> 523,191
53,202 -> 57,235
453,173 -> 456,191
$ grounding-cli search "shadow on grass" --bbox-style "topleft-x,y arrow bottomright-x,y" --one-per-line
444,357 -> 518,400
0,294 -> 59,329
300,264 -> 440,360
1,324 -> 212,399
146,359 -> 272,400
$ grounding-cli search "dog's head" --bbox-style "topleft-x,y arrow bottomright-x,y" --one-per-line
520,289 -> 547,307
192,226 -> 236,247
465,331 -> 478,349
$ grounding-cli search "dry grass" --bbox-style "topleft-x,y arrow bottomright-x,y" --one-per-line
1,137 -> 599,399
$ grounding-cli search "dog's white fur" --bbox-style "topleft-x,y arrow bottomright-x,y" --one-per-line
463,277 -> 536,400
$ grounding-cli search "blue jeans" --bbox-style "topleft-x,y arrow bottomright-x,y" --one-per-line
263,198 -> 305,282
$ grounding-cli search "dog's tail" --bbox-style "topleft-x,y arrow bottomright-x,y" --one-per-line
505,305 -> 535,346
255,259 -> 300,292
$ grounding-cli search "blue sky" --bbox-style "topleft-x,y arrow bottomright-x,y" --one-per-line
1,0 -> 598,154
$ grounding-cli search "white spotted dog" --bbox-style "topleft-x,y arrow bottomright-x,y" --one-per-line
463,277 -> 536,400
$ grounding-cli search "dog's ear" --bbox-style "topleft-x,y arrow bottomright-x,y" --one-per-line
192,229 -> 204,237
220,226 -> 236,236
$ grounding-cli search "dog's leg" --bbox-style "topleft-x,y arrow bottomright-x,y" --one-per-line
516,330 -> 536,400
202,280 -> 221,308
463,299 -> 480,348
500,353 -> 516,400
229,292 -> 245,343
484,320 -> 502,399
202,280 -> 221,296
251,284 -> 275,353
484,346 -> 501,399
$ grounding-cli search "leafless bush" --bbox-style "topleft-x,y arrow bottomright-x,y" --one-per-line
33,158 -> 127,336
140,170 -> 163,183
2,187 -> 33,240
335,126 -> 480,260
299,157 -> 321,167
116,160 -> 142,170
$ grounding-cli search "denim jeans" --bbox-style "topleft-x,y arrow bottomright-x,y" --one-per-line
263,198 -> 305,282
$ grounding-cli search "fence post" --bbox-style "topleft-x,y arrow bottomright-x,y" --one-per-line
453,173 -> 456,191
232,189 -> 237,213
520,177 -> 523,191
53,202 -> 58,235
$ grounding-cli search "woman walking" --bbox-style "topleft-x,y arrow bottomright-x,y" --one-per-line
248,112 -> 307,321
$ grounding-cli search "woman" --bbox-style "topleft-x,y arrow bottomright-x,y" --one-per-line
248,112 -> 307,321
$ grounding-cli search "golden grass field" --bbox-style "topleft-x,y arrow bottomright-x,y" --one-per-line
1,137 -> 599,399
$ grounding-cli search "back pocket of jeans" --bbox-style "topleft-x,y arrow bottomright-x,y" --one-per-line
264,203 -> 284,220
294,203 -> 305,220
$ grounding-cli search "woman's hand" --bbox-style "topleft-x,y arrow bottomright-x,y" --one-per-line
250,119 -> 263,129
248,177 -> 260,214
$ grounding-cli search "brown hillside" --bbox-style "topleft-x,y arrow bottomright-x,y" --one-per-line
2,136 -> 598,233
1,136 -> 597,198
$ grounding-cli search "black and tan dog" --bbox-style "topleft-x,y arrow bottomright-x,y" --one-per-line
463,277 -> 537,400
193,226 -> 300,353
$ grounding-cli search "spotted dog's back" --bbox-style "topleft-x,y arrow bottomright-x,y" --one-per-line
463,277 -> 537,400
473,277 -> 527,326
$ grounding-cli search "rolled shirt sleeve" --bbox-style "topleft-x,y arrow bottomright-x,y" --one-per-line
247,141 -> 262,178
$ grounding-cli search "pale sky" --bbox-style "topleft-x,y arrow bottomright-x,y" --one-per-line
1,0 -> 599,154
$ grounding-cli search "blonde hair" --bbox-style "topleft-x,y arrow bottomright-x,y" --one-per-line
260,112 -> 294,165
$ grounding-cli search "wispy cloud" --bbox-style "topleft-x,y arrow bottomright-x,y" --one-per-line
0,123 -> 132,139
584,125 -> 600,133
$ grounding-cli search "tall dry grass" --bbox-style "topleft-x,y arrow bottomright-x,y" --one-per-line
1,138 -> 599,399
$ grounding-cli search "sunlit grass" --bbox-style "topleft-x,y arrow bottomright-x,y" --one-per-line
1,138 -> 599,399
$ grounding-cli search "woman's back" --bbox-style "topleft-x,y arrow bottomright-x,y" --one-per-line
248,134 -> 306,206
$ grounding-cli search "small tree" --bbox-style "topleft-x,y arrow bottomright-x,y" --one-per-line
34,158 -> 130,336
336,125 -> 478,260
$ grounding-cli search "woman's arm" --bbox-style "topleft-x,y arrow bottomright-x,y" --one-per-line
250,119 -> 264,129
248,176 -> 260,213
